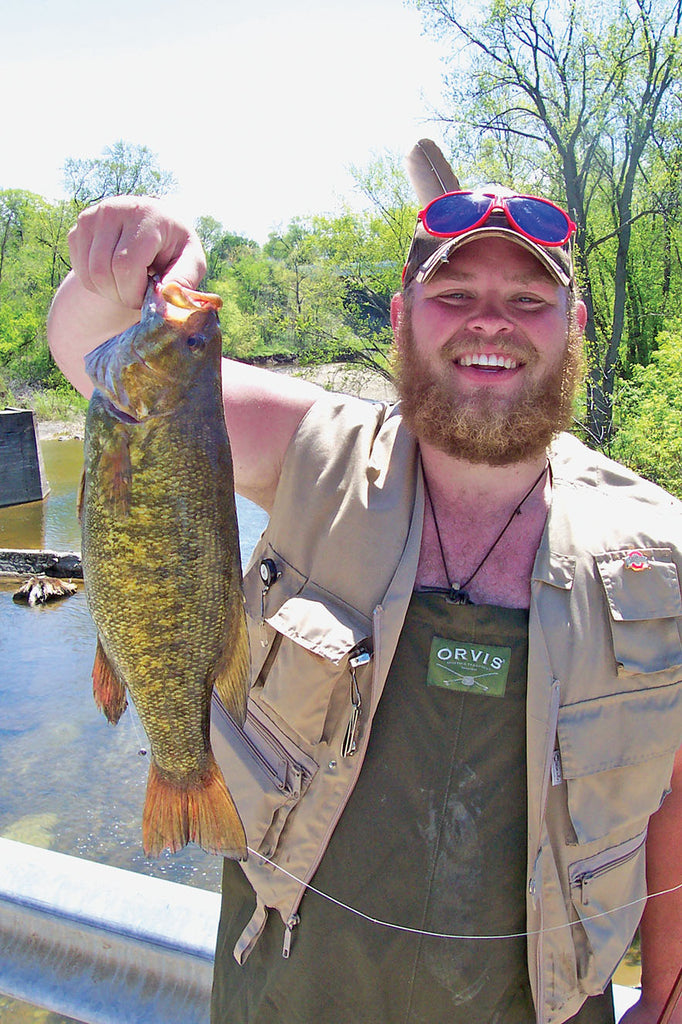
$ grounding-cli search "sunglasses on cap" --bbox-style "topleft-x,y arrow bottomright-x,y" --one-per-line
419,190 -> 577,248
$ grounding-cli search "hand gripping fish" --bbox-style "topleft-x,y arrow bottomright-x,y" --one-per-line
79,278 -> 249,859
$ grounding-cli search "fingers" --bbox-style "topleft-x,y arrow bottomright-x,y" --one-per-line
68,196 -> 207,310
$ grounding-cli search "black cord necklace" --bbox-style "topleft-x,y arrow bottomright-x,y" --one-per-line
422,462 -> 549,605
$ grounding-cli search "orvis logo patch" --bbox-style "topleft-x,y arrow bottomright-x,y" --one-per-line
427,637 -> 512,697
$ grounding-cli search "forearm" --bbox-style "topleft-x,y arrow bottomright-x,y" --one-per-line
48,271 -> 140,397
640,748 -> 682,1016
621,748 -> 682,1023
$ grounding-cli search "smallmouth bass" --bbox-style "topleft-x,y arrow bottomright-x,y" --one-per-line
80,278 -> 249,859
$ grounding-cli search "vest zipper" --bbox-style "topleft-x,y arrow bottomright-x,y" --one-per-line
277,614 -> 382,958
570,829 -> 647,907
531,677 -> 561,1024
214,692 -> 308,795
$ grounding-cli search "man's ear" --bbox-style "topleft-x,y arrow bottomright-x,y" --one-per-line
390,292 -> 404,342
575,299 -> 588,333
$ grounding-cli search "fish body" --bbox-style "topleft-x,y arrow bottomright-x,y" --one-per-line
80,279 -> 249,859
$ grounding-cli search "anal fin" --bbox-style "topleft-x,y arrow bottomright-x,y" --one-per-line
92,637 -> 128,724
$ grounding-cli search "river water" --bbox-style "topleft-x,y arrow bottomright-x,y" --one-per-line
0,438 -> 268,1022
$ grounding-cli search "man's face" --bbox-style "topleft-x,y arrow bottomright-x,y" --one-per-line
392,236 -> 586,465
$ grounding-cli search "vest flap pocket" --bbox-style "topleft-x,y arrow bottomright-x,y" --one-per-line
210,694 -> 318,859
267,586 -> 372,664
558,683 -> 681,842
568,829 -> 647,990
243,545 -> 371,662
595,549 -> 682,675
257,582 -> 372,744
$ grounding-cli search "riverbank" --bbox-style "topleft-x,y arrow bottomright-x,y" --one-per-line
34,362 -> 396,442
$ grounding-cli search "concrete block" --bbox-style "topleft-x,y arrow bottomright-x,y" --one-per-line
0,408 -> 50,508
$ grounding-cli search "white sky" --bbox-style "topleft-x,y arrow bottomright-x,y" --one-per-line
1,0 -> 452,243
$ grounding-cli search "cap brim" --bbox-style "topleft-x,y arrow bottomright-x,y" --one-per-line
414,226 -> 571,287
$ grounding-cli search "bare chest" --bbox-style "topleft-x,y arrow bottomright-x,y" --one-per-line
415,499 -> 549,610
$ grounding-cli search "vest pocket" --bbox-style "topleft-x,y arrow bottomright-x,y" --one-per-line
557,680 -> 682,843
244,548 -> 373,744
210,694 -> 318,858
568,828 -> 647,989
595,548 -> 682,675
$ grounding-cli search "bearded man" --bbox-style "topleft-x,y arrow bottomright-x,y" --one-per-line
48,144 -> 682,1024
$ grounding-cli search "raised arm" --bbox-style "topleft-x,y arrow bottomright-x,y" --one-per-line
48,197 -> 323,511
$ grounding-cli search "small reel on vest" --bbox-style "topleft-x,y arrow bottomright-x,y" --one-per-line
258,558 -> 282,646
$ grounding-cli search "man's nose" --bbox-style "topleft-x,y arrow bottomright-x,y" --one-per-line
465,299 -> 514,335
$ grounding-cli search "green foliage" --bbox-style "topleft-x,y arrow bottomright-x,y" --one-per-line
63,141 -> 176,210
198,174 -> 412,380
611,321 -> 682,497
0,142 -> 178,405
412,0 -> 682,446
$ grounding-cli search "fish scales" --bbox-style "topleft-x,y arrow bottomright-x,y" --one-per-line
80,279 -> 250,859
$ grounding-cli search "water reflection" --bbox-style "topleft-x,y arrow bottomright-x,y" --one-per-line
0,437 -> 268,892
0,440 -> 83,552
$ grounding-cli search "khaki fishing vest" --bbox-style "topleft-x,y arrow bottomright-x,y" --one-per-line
211,396 -> 682,1024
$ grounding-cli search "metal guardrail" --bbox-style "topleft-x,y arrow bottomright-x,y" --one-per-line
0,837 -> 641,1022
0,838 -> 220,1023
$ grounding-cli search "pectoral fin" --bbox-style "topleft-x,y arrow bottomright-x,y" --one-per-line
77,468 -> 86,523
99,426 -> 133,514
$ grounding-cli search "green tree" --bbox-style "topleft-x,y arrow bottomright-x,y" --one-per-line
611,321 -> 682,496
63,140 -> 176,210
195,216 -> 257,283
308,152 -> 416,379
0,190 -> 27,285
413,0 -> 682,446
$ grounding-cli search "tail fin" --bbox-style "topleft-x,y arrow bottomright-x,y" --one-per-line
142,753 -> 247,860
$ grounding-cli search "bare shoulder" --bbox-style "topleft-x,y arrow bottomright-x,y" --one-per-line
222,359 -> 325,511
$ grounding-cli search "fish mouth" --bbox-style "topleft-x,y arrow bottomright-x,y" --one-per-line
147,279 -> 223,325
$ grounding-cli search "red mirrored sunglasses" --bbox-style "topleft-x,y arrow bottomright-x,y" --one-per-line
419,190 -> 577,247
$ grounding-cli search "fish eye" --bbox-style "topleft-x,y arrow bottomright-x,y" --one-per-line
186,334 -> 206,352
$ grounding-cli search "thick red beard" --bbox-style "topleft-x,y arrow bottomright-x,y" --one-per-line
394,313 -> 583,466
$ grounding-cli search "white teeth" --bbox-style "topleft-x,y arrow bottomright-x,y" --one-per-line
458,353 -> 518,369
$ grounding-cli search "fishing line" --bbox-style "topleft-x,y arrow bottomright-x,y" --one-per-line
123,703 -> 148,757
247,845 -> 682,942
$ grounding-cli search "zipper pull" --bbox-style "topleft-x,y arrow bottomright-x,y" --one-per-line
282,913 -> 300,958
342,702 -> 361,758
577,873 -> 592,906
551,749 -> 563,786
341,648 -> 371,757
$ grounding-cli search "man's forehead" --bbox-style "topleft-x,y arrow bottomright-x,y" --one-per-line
429,237 -> 559,286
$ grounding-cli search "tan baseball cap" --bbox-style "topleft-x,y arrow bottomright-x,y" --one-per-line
402,200 -> 574,288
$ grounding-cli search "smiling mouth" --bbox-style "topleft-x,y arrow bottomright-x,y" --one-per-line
454,353 -> 520,369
